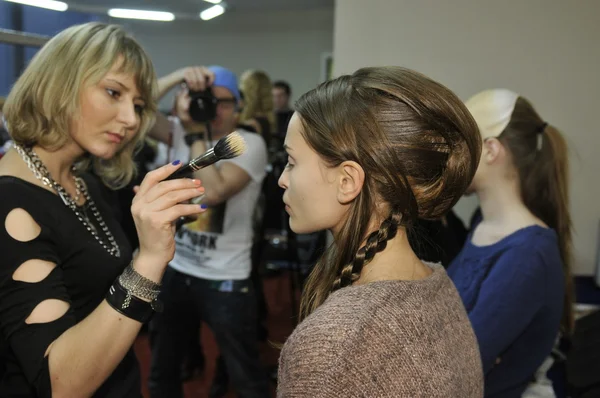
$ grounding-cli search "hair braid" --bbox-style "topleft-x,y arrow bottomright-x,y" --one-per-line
331,209 -> 401,291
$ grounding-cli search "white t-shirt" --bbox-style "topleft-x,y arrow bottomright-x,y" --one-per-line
167,117 -> 268,280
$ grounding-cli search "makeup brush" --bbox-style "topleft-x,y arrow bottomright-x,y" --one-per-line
170,131 -> 247,231
167,131 -> 247,180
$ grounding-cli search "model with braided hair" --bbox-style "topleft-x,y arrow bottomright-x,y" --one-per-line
276,66 -> 484,397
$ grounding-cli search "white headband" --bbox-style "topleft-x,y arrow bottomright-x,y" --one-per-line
465,89 -> 519,139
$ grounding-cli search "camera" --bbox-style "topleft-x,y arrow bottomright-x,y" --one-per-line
188,87 -> 218,123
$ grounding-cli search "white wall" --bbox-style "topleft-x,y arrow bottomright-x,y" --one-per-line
113,7 -> 333,110
334,0 -> 600,275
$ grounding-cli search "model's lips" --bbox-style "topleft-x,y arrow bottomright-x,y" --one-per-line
106,132 -> 124,143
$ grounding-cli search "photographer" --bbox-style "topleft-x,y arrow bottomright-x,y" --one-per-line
147,66 -> 269,398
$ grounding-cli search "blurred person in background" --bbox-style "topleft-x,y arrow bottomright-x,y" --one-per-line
272,80 -> 291,114
148,65 -> 270,398
239,70 -> 275,151
272,80 -> 294,137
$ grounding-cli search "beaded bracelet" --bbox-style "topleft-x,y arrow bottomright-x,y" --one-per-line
118,262 -> 161,303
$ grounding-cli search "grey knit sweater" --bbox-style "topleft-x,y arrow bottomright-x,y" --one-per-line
277,264 -> 483,397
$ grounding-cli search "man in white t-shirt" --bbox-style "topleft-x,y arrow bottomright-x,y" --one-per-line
148,66 -> 269,398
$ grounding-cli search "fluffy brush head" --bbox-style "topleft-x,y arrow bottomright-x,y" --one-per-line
214,131 -> 247,160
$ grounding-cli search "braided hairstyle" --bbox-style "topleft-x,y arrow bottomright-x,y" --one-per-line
332,209 -> 403,291
295,67 -> 481,321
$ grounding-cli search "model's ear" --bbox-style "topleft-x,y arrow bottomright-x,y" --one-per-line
336,160 -> 365,204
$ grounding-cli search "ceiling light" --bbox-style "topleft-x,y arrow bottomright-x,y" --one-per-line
203,0 -> 222,4
108,8 -> 175,21
4,0 -> 67,11
200,4 -> 224,20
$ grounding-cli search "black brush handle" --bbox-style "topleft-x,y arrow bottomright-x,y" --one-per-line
166,166 -> 194,181
167,148 -> 219,230
165,150 -> 218,181
175,216 -> 193,231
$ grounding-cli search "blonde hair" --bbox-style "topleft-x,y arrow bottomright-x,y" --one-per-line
239,70 -> 274,134
3,22 -> 157,189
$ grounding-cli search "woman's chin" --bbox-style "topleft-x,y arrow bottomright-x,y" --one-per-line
288,218 -> 319,235
93,151 -> 117,161
88,144 -> 121,161
288,218 -> 303,234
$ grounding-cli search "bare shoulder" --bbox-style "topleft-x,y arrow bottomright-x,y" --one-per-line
0,149 -> 21,176
0,149 -> 44,188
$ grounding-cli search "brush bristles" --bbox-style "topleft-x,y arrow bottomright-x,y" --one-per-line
214,131 -> 247,159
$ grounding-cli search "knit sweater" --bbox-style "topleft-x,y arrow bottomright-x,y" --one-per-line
277,264 -> 484,397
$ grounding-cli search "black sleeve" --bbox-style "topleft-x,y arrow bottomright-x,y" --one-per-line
0,181 -> 76,397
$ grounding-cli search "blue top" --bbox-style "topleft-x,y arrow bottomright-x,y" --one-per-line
447,225 -> 564,398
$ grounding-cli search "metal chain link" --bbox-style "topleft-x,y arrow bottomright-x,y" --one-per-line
13,143 -> 121,258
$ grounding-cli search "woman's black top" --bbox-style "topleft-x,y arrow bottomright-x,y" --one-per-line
0,174 -> 140,397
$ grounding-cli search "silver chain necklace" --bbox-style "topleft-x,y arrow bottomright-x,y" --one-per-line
13,143 -> 121,258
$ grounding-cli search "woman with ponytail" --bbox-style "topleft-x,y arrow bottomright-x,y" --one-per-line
276,66 -> 484,397
447,89 -> 574,397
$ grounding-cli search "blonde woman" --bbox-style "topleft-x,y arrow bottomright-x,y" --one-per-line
239,70 -> 275,149
0,23 -> 205,397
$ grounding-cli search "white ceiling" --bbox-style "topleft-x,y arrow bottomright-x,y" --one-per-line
69,0 -> 333,17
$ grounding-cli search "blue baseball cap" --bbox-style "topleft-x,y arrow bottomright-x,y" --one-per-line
208,65 -> 241,103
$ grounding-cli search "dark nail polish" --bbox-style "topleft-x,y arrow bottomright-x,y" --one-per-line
172,160 -> 181,166
200,204 -> 208,209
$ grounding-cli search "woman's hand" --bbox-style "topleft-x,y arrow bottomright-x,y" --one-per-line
131,161 -> 206,274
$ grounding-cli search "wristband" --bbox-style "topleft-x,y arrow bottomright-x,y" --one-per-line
106,279 -> 159,323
